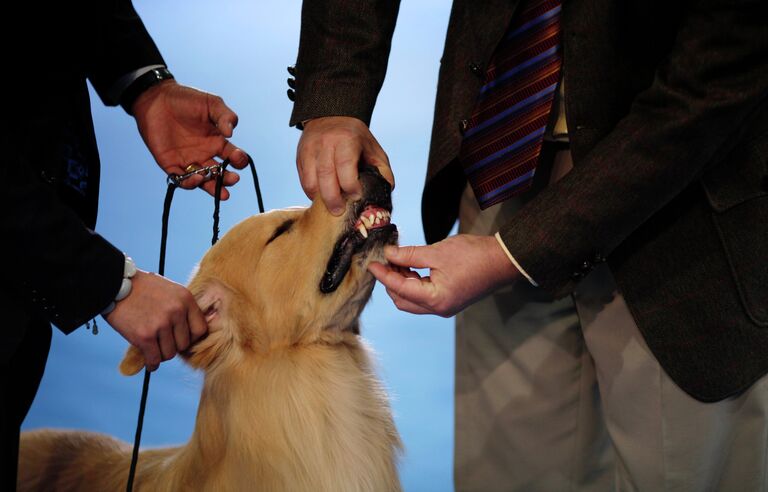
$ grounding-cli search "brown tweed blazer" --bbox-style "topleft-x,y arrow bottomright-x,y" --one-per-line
290,0 -> 768,402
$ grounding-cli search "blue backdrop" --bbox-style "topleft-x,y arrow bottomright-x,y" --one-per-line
23,1 -> 456,491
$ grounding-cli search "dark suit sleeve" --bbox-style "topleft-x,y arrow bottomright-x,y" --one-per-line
85,0 -> 166,106
499,0 -> 768,297
289,0 -> 401,126
2,150 -> 124,334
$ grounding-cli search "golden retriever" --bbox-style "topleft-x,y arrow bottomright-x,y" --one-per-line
18,165 -> 402,491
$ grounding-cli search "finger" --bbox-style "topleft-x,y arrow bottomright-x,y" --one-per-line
384,245 -> 433,269
209,96 -> 239,137
173,320 -> 191,352
142,342 -> 161,372
217,141 -> 248,169
163,164 -> 205,190
228,147 -> 249,169
297,153 -> 318,199
368,262 -> 437,306
385,288 -> 432,315
158,326 -> 177,362
200,171 -> 239,199
363,144 -> 394,189
187,301 -> 208,343
334,141 -> 363,199
316,145 -> 344,215
395,265 -> 421,279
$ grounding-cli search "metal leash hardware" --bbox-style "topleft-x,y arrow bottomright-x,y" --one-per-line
166,162 -> 225,187
126,153 -> 264,492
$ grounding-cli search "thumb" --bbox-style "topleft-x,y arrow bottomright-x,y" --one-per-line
209,96 -> 239,137
384,245 -> 431,269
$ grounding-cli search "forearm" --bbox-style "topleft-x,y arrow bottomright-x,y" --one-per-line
289,0 -> 401,126
3,161 -> 124,332
85,0 -> 166,105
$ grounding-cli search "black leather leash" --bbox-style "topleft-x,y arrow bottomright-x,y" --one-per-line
126,155 -> 265,492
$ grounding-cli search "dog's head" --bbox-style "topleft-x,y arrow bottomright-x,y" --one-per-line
120,165 -> 397,375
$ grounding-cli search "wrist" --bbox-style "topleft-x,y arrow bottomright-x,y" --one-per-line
101,255 -> 138,316
120,67 -> 175,115
487,235 -> 520,286
303,116 -> 367,131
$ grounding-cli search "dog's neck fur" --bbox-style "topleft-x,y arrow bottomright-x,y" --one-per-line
139,334 -> 401,492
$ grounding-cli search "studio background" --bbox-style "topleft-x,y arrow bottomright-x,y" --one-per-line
22,1 -> 455,491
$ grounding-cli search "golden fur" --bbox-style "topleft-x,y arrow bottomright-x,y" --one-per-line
18,191 -> 402,491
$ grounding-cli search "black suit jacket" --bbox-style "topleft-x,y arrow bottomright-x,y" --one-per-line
290,0 -> 768,402
0,0 -> 165,361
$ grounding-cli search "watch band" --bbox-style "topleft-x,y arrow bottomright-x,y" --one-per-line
120,67 -> 175,115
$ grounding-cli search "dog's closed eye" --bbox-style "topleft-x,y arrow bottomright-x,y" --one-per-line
266,219 -> 296,245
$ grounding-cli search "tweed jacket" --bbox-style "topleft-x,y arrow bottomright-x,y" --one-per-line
290,0 -> 768,402
0,0 -> 166,361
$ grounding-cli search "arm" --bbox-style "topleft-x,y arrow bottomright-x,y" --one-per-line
371,0 -> 768,316
501,0 -> 768,297
291,0 -> 401,214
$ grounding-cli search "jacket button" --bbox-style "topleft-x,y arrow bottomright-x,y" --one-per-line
287,78 -> 296,89
592,252 -> 606,264
469,62 -> 483,78
459,119 -> 469,135
286,89 -> 296,101
571,271 -> 585,280
287,65 -> 296,76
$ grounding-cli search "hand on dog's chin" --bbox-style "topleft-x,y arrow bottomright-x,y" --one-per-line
104,270 -> 208,372
367,235 -> 520,317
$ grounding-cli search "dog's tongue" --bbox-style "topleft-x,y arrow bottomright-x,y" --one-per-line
320,231 -> 364,293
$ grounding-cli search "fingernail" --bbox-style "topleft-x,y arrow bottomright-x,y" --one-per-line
331,206 -> 344,216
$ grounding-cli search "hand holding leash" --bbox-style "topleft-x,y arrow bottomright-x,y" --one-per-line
132,80 -> 249,200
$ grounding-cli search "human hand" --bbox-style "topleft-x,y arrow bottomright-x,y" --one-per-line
367,234 -> 520,317
297,116 -> 394,215
132,80 -> 249,200
103,270 -> 207,371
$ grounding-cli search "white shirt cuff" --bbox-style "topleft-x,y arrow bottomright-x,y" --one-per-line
494,232 -> 539,287
107,64 -> 167,106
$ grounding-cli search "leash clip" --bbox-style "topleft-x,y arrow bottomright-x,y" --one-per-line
167,163 -> 224,187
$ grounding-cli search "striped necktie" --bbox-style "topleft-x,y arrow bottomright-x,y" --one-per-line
458,0 -> 563,209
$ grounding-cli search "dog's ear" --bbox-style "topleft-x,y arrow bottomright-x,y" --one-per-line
183,279 -> 237,370
116,280 -> 238,375
119,346 -> 145,376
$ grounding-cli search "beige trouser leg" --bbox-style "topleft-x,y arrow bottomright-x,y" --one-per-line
455,149 -> 768,491
455,164 -> 614,491
576,265 -> 768,492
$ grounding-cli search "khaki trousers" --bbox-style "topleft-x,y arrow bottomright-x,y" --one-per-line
454,151 -> 768,491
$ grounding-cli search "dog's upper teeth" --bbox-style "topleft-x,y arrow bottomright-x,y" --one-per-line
358,224 -> 368,238
361,215 -> 372,228
376,211 -> 383,219
368,213 -> 376,223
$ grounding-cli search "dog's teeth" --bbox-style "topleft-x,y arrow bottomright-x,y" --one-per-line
375,217 -> 381,225
376,211 -> 383,219
358,224 -> 368,238
368,213 -> 376,223
361,215 -> 372,227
